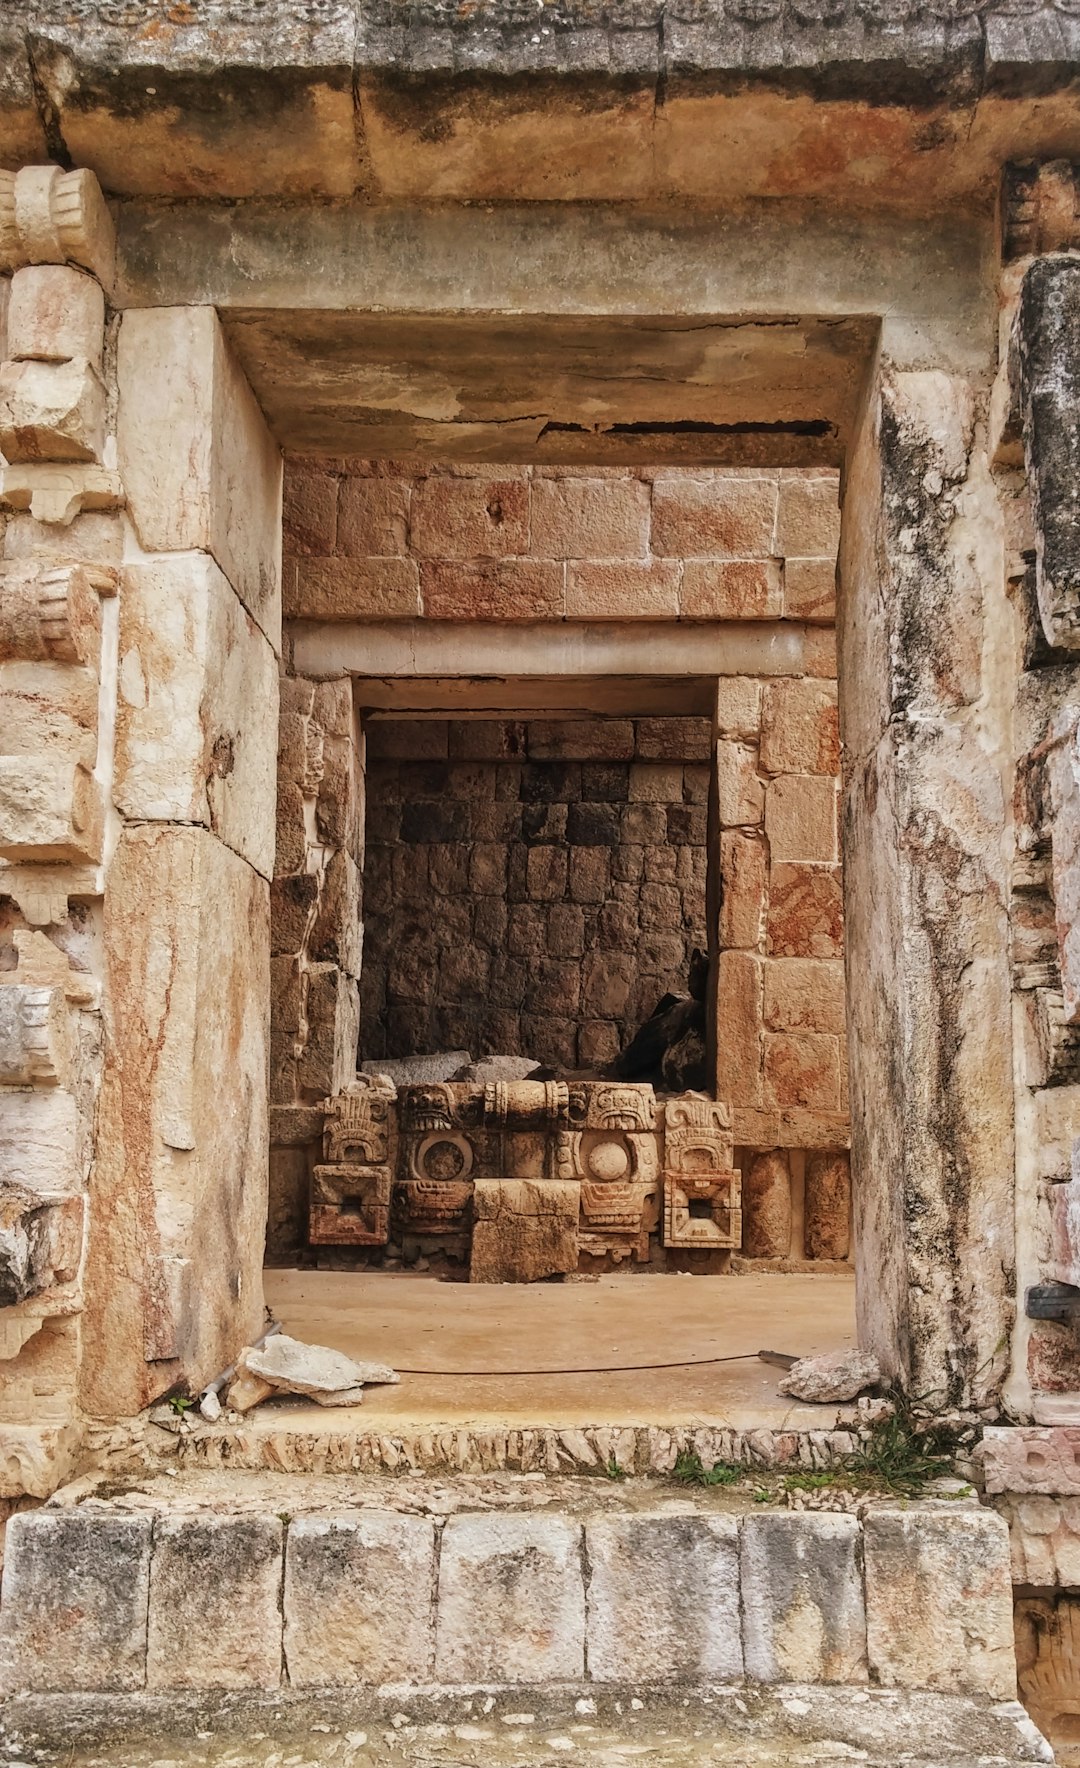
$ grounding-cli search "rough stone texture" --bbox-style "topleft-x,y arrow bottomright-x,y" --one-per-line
804,1151 -> 851,1261
0,753 -> 102,861
997,1494 -> 1080,1586
980,1426 -> 1080,1496
1015,1590 -> 1080,1766
0,1509 -> 151,1694
114,556 -> 278,880
284,1512 -> 436,1686
585,1512 -> 741,1683
6,264 -> 104,367
743,1151 -> 792,1260
470,1178 -> 579,1283
841,367 -> 1016,1409
740,1512 -> 866,1684
81,825 -> 268,1416
243,1333 -> 398,1397
435,1513 -> 585,1682
117,306 -> 282,650
779,1349 -> 881,1404
863,1507 -> 1016,1699
1015,257 -> 1080,653
146,1515 -> 283,1691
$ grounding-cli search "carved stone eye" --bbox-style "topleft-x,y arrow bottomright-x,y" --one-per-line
587,1140 -> 630,1183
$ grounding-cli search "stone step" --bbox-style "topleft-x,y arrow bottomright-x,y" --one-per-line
0,1685 -> 1055,1768
0,1473 -> 1019,1707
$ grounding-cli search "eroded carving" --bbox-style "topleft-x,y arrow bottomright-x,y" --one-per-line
0,561 -> 117,668
0,167 -> 116,290
662,1095 -> 741,1250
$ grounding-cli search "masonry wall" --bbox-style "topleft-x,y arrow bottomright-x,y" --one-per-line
360,717 -> 709,1071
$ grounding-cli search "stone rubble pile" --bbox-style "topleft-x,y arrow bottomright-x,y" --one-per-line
224,1335 -> 399,1413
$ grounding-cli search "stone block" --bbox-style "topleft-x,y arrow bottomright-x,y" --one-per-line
270,872 -> 320,957
740,1512 -> 866,1682
0,459 -> 122,526
776,478 -> 841,558
147,1515 -> 283,1690
310,850 -> 363,978
284,1512 -> 436,1685
282,462 -> 338,556
0,558 -> 115,670
681,559 -> 781,619
470,1178 -> 579,1283
0,1509 -> 151,1694
636,718 -> 712,762
436,1513 -> 585,1682
337,476 -> 410,557
716,742 -> 765,827
531,475 -> 649,559
784,557 -> 836,622
629,762 -> 682,802
527,843 -> 569,900
652,475 -> 776,558
764,1031 -> 840,1111
7,265 -> 104,367
767,863 -> 844,958
0,1086 -> 77,1197
980,1426 -> 1080,1496
805,1150 -> 851,1260
764,957 -> 845,1035
82,825 -> 268,1415
720,831 -> 767,949
566,560 -> 680,618
0,980 -> 69,1086
716,951 -> 763,1106
117,307 -> 282,649
743,1150 -> 792,1258
0,356 -> 106,463
998,1494 -> 1080,1585
0,165 -> 116,289
529,719 -> 635,761
586,1512 -> 742,1683
760,681 -> 840,776
299,965 -> 360,1098
0,753 -> 101,861
715,678 -> 763,741
410,475 -> 529,558
288,556 -> 421,620
422,558 -> 563,620
863,1506 -> 1016,1698
114,556 -> 278,879
765,776 -> 837,863
0,1419 -> 82,1502
582,950 -> 634,1018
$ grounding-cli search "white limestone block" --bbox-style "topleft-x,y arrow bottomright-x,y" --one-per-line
0,753 -> 102,861
436,1513 -> 585,1682
0,1509 -> 150,1692
7,264 -> 105,367
284,1512 -> 435,1684
585,1511 -> 742,1683
740,1511 -> 867,1683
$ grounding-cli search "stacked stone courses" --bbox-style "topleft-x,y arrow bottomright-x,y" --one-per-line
283,461 -> 839,625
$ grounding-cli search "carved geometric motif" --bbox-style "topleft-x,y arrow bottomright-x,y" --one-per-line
310,1163 -> 391,1246
662,1095 -> 741,1249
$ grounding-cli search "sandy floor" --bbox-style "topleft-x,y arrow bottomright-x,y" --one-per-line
262,1269 -> 856,1430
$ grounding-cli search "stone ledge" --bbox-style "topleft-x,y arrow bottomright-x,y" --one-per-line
0,1489 -> 1015,1699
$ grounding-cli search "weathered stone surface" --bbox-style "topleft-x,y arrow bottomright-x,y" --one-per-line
0,979 -> 69,1087
0,165 -> 115,289
1015,257 -> 1080,653
779,1349 -> 880,1403
0,1086 -> 77,1198
0,1419 -> 82,1502
765,775 -> 837,863
147,1515 -> 282,1690
741,1512 -> 866,1683
863,1507 -> 1016,1698
7,264 -> 104,366
980,1426 -> 1080,1496
114,555 -> 278,879
298,964 -> 360,1098
470,1178 -> 579,1283
243,1333 -> 398,1399
117,306 -> 282,648
0,754 -> 101,861
284,1512 -> 436,1685
0,356 -> 106,463
0,1182 -> 81,1305
436,1513 -> 584,1682
804,1150 -> 851,1261
743,1151 -> 791,1260
81,825 -> 268,1416
1047,710 -> 1080,1024
0,558 -> 115,670
586,1512 -> 741,1683
360,1052 -> 471,1085
0,1510 -> 151,1694
760,681 -> 840,777
997,1494 -> 1080,1586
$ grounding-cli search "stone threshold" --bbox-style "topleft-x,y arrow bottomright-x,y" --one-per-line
0,1686 -> 1052,1768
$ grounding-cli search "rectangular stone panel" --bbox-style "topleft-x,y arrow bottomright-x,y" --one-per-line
284,1512 -> 436,1685
147,1515 -> 283,1690
436,1513 -> 585,1682
469,1177 -> 579,1282
117,306 -> 282,649
863,1506 -> 1015,1698
585,1512 -> 741,1682
114,555 -> 278,880
740,1511 -> 866,1683
0,1510 -> 151,1693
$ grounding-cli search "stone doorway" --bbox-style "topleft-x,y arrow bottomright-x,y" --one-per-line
268,462 -> 852,1288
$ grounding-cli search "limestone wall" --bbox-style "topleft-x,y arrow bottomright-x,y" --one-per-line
0,168 -> 283,1502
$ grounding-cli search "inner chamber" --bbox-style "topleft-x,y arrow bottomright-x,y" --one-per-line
269,461 -> 851,1282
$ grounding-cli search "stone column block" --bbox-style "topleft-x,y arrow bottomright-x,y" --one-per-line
284,1512 -> 436,1685
805,1150 -> 851,1259
0,356 -> 106,463
436,1514 -> 585,1682
7,264 -> 104,366
0,753 -> 102,861
0,1510 -> 151,1693
743,1150 -> 792,1258
147,1515 -> 283,1690
0,165 -> 116,289
0,1087 -> 77,1196
117,306 -> 282,649
740,1511 -> 866,1683
585,1512 -> 742,1683
114,555 -> 278,879
863,1506 -> 1016,1698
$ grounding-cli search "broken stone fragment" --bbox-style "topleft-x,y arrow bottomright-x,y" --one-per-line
778,1348 -> 882,1403
225,1332 -> 399,1412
